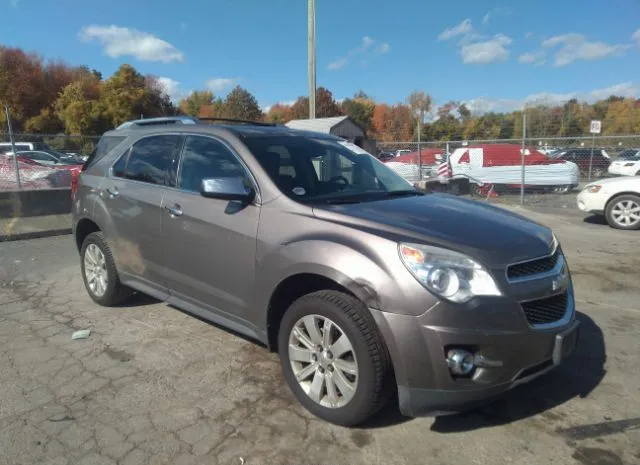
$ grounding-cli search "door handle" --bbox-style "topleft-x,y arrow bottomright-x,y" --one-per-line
105,186 -> 119,198
164,204 -> 183,217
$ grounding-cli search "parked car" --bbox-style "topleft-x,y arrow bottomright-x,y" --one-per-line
395,149 -> 412,157
376,151 -> 395,162
551,148 -> 611,178
13,150 -> 83,192
73,116 -> 579,426
607,149 -> 640,177
0,141 -> 50,154
577,176 -> 640,230
0,155 -> 72,190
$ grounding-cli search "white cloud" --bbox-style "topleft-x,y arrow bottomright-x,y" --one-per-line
525,32 -> 535,39
483,14 -> 491,25
327,36 -> 390,71
542,33 -> 630,66
633,28 -> 640,44
9,0 -> 19,7
377,42 -> 391,54
438,19 -> 473,41
261,99 -> 297,113
78,25 -> 184,63
461,34 -> 512,64
206,78 -> 239,93
156,77 -> 183,102
463,82 -> 639,115
518,51 -> 546,66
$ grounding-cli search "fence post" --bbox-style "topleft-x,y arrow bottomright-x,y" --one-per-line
417,114 -> 423,180
588,133 -> 595,181
4,105 -> 22,189
520,112 -> 526,205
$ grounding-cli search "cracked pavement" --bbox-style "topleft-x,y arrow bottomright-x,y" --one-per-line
1,206 -> 640,465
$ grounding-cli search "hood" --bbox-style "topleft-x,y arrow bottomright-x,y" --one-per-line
585,176 -> 640,187
312,194 -> 554,268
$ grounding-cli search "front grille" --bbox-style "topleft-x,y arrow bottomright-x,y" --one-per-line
507,250 -> 559,280
521,292 -> 568,325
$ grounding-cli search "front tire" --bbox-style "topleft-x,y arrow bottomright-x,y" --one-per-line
80,232 -> 131,306
605,194 -> 640,230
278,290 -> 393,426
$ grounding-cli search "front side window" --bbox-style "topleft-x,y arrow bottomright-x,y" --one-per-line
177,135 -> 248,193
114,135 -> 182,185
242,135 -> 415,203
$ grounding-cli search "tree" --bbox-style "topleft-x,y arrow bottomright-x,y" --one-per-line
179,90 -> 214,116
24,109 -> 63,133
316,87 -> 342,118
223,86 -> 263,121
289,97 -> 310,120
100,64 -> 149,127
341,92 -> 375,134
371,104 -> 392,140
54,75 -> 107,135
265,103 -> 292,123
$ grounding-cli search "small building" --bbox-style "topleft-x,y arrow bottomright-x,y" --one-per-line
285,116 -> 376,153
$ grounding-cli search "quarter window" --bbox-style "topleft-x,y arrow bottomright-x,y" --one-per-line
113,135 -> 182,185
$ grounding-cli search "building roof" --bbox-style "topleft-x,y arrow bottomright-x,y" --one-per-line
285,116 -> 351,133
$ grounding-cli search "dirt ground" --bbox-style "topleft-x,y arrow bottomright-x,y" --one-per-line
1,204 -> 639,465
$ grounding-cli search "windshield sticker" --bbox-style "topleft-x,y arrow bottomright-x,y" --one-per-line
292,187 -> 306,196
338,141 -> 371,155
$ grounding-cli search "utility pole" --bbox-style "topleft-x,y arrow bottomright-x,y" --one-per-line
308,0 -> 316,119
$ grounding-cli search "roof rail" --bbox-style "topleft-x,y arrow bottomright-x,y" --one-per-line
116,116 -> 200,130
198,117 -> 276,127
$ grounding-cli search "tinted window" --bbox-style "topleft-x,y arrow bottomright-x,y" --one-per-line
83,136 -> 126,171
19,151 -> 57,163
116,135 -> 182,185
177,136 -> 248,192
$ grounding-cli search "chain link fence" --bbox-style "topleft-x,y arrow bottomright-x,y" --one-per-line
0,133 -> 99,191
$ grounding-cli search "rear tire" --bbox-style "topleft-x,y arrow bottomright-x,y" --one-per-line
80,232 -> 132,306
605,194 -> 640,230
278,290 -> 393,426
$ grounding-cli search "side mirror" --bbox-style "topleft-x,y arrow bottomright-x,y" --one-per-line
200,177 -> 255,203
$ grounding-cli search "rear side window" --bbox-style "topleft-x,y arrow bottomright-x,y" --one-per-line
83,136 -> 126,171
115,135 -> 182,186
177,136 -> 248,193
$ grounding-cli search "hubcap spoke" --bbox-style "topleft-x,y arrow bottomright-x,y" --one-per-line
289,345 -> 314,363
295,362 -> 318,382
322,320 -> 333,348
333,358 -> 358,375
84,244 -> 107,297
308,371 -> 325,403
325,375 -> 339,407
332,368 -> 356,400
292,327 -> 314,350
302,316 -> 323,345
330,334 -> 352,359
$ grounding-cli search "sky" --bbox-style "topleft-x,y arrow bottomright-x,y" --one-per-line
2,0 -> 640,115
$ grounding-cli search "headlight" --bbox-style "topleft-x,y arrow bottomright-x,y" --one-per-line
399,243 -> 501,303
584,184 -> 601,193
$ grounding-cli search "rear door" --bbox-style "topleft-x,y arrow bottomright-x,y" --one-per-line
161,134 -> 260,322
101,134 -> 183,296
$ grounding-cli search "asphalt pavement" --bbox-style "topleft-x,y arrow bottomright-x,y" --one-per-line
1,206 -> 639,465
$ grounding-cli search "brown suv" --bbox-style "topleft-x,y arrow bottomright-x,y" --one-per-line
72,117 -> 579,426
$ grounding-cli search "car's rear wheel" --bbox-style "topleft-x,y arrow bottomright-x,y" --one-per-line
591,167 -> 604,178
81,232 -> 131,306
605,194 -> 640,230
278,290 -> 393,426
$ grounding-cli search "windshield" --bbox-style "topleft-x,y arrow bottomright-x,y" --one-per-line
619,149 -> 640,160
242,135 -> 417,203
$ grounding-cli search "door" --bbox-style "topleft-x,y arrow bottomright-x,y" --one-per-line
161,135 -> 260,321
102,134 -> 183,295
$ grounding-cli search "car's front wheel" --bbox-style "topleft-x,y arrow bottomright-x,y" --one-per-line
80,232 -> 131,306
278,290 -> 393,426
605,194 -> 640,230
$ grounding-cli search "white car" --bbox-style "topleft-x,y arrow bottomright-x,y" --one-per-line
577,176 -> 640,230
607,149 -> 640,176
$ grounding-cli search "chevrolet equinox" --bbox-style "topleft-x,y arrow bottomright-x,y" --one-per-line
72,116 -> 579,426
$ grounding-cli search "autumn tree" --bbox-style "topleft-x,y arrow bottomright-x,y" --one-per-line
54,73 -> 107,135
179,90 -> 214,116
289,97 -> 310,120
341,91 -> 375,133
407,91 -> 432,138
315,87 -> 342,118
265,103 -> 292,123
223,86 -> 263,121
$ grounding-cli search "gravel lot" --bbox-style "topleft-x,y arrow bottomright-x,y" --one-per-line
1,204 -> 639,465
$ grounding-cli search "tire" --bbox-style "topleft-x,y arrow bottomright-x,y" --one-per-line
605,194 -> 640,230
591,168 -> 604,178
80,232 -> 132,306
278,290 -> 393,426
551,185 -> 570,194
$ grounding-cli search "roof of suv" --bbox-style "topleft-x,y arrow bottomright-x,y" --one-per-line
103,116 -> 342,141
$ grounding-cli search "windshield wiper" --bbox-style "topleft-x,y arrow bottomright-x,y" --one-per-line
322,198 -> 363,204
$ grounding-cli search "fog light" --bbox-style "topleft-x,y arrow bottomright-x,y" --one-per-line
446,349 -> 475,375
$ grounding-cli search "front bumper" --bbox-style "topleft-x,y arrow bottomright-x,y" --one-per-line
370,290 -> 579,417
577,190 -> 606,214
